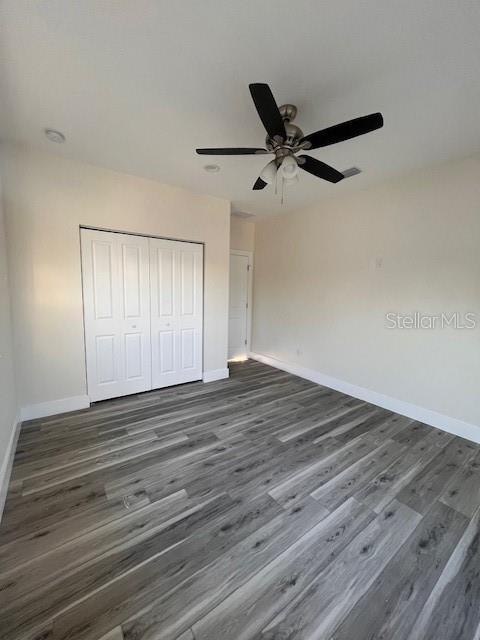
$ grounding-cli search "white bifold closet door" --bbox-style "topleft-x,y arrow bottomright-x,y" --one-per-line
81,229 -> 152,402
81,229 -> 203,402
149,237 -> 203,389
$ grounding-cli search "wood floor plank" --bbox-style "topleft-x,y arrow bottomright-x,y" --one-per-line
174,631 -> 193,640
330,501 -> 468,640
406,506 -> 480,640
274,399 -> 365,442
11,431 -> 160,481
1,360 -> 480,640
391,420 -> 432,446
0,492 -> 150,573
439,450 -> 480,517
0,479 -> 108,543
1,493 -> 238,639
190,498 -> 375,640
354,428 -> 454,513
258,500 -> 421,640
331,409 -> 401,444
97,628 -> 124,640
109,434 -> 268,502
20,434 -> 189,494
310,438 -> 407,511
397,438 -> 477,514
184,435 -> 343,504
267,433 -> 379,508
0,490 -> 193,606
49,495 -> 284,640
310,407 -> 383,443
22,432 -> 220,500
121,496 -> 330,640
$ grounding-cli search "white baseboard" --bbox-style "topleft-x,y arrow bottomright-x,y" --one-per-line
203,368 -> 230,383
249,351 -> 480,445
20,395 -> 90,422
0,415 -> 21,522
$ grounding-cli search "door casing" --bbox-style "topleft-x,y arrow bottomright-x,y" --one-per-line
228,249 -> 253,361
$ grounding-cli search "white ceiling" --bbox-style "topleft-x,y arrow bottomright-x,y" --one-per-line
1,0 -> 480,216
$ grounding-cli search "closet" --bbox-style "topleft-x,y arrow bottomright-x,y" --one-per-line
81,228 -> 203,401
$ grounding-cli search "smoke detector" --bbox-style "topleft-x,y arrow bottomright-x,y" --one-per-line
203,164 -> 220,173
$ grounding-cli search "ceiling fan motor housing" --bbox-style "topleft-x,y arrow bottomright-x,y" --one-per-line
273,146 -> 291,166
279,104 -> 297,122
266,104 -> 303,151
284,122 -> 303,145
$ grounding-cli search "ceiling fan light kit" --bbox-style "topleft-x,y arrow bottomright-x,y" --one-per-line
196,83 -> 383,198
279,154 -> 299,180
259,159 -> 278,184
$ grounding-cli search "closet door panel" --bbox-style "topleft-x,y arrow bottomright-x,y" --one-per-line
124,333 -> 144,380
150,238 -> 203,388
177,247 -> 203,379
81,229 -> 151,401
157,245 -> 175,319
159,330 -> 175,374
180,251 -> 195,316
118,235 -> 151,390
150,241 -> 178,388
121,244 -> 142,318
92,241 -> 115,320
95,335 -> 116,384
180,328 -> 195,370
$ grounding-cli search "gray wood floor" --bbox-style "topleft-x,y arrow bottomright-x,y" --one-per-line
1,360 -> 480,640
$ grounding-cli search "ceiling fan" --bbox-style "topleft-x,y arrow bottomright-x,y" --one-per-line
196,83 -> 383,191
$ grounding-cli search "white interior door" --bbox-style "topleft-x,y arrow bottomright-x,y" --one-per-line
228,253 -> 250,360
150,238 -> 203,388
81,229 -> 151,401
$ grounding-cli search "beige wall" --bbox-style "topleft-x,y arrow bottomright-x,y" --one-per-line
253,155 -> 480,427
0,178 -> 17,500
1,145 -> 230,410
230,215 -> 255,252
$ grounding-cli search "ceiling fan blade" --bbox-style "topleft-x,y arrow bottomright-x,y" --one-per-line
249,83 -> 286,140
196,147 -> 268,155
298,155 -> 345,183
301,113 -> 383,149
253,177 -> 268,190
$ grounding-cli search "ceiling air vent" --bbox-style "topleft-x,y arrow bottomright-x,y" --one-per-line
232,211 -> 256,219
342,167 -> 362,178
